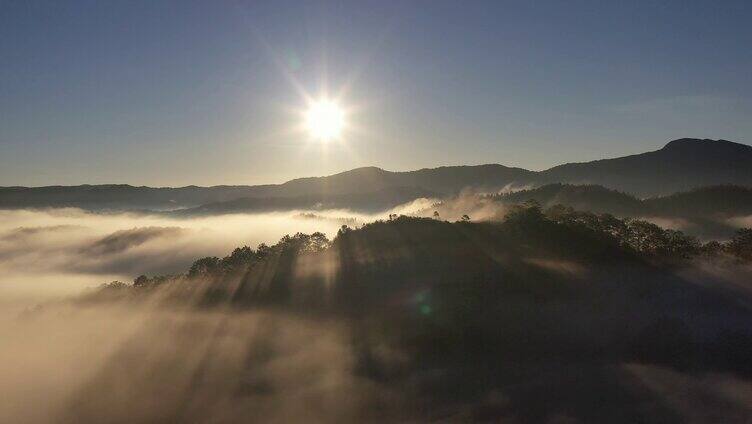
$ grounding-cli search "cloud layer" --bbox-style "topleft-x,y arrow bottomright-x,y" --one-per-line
0,208 -> 352,299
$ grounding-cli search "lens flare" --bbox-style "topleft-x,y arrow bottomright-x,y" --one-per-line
305,100 -> 345,141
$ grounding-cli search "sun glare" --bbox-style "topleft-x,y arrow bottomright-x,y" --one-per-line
305,99 -> 345,141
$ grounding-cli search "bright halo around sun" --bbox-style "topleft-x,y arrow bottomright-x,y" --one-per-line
305,99 -> 345,141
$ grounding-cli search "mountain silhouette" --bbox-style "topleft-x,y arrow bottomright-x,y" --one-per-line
278,164 -> 534,197
538,138 -> 752,196
1,138 -> 750,211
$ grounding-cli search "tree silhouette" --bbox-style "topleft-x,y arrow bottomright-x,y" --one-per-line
100,281 -> 128,290
220,246 -> 256,272
188,256 -> 220,278
133,275 -> 149,287
727,228 -> 752,260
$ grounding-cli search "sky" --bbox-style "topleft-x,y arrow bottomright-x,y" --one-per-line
1,0 -> 751,187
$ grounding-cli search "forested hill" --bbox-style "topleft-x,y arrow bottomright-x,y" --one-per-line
88,212 -> 752,424
499,184 -> 752,218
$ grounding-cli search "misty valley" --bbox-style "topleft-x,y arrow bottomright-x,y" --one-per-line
2,139 -> 752,422
4,1 -> 752,421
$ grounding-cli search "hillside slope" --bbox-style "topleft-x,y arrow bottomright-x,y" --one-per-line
500,184 -> 752,218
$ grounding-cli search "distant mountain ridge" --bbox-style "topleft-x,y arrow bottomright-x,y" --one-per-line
538,138 -> 752,196
176,186 -> 437,216
1,138 -> 750,212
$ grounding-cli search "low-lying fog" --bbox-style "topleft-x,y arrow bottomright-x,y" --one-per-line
0,207 -> 390,422
0,304 -> 380,423
3,203 -> 752,422
3,195 -> 749,305
0,208 -> 375,303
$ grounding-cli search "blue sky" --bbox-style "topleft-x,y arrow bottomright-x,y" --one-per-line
1,0 -> 751,186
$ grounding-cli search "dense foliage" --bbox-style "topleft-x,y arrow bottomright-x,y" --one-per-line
104,203 -> 752,295
85,204 -> 752,421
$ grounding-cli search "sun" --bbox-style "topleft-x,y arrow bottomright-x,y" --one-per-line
305,99 -> 345,141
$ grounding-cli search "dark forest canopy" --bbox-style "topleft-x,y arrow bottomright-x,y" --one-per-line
94,207 -> 752,350
99,206 -> 752,299
80,207 -> 752,422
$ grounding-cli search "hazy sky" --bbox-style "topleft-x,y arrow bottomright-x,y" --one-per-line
2,0 -> 751,186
